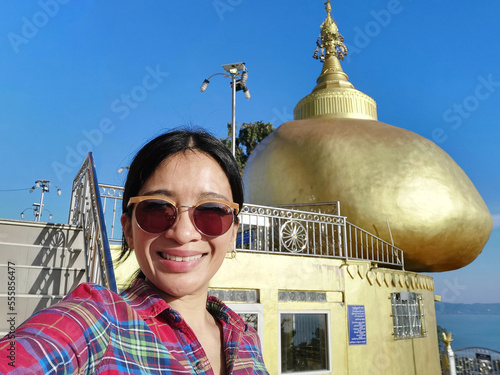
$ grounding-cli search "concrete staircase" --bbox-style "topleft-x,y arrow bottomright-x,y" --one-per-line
0,219 -> 85,336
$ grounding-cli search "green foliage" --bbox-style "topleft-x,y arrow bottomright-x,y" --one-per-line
221,121 -> 275,173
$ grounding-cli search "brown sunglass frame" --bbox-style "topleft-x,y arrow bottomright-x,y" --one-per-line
127,195 -> 240,215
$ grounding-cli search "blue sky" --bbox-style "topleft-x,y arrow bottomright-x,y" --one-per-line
0,0 -> 499,303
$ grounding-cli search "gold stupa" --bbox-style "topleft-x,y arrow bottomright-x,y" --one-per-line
243,0 -> 493,272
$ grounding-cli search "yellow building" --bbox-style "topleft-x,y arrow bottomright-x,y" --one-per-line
212,255 -> 440,374
112,201 -> 441,374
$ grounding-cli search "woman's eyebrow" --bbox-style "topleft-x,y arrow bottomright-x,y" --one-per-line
141,189 -> 174,197
198,192 -> 231,201
141,190 -> 231,202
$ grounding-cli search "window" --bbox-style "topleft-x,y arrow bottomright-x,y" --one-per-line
280,312 -> 330,374
390,292 -> 426,339
227,303 -> 264,345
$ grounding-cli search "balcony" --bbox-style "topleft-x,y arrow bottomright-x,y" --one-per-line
100,185 -> 404,270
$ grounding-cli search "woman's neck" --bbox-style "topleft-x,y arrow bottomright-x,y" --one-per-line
144,279 -> 225,374
145,279 -> 211,330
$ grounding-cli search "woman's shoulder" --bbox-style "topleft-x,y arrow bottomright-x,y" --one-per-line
22,282 -> 134,326
66,282 -> 120,300
62,282 -> 128,310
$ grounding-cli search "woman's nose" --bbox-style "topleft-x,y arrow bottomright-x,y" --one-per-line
164,207 -> 201,243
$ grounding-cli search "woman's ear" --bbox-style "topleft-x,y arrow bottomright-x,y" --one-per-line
121,214 -> 134,249
230,219 -> 239,247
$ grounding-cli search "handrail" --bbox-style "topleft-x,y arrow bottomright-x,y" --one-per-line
69,153 -> 117,293
237,203 -> 404,269
99,187 -> 405,269
345,221 -> 404,269
450,347 -> 500,374
99,184 -> 124,244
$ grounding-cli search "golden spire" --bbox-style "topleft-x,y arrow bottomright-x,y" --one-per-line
294,0 -> 377,121
313,0 -> 347,62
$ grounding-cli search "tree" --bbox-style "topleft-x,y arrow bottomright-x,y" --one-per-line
221,121 -> 275,173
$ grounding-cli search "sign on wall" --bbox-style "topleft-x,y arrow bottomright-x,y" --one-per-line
348,305 -> 367,345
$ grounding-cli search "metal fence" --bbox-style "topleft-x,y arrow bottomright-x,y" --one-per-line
236,204 -> 345,258
99,185 -> 404,269
69,153 -> 117,292
99,184 -> 124,245
454,347 -> 500,374
345,222 -> 404,268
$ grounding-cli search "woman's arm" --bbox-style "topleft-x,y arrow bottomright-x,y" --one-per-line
0,283 -> 116,374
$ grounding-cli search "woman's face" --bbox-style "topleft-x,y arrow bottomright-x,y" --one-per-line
121,150 -> 238,299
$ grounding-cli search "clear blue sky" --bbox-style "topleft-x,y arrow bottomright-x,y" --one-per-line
1,0 -> 499,303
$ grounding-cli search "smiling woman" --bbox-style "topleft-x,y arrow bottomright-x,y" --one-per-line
0,129 -> 269,375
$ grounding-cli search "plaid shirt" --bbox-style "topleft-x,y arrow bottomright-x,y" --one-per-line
0,280 -> 268,374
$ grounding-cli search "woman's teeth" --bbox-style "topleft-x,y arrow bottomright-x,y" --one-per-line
159,253 -> 203,261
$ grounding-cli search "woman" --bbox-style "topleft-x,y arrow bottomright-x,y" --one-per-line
0,129 -> 269,374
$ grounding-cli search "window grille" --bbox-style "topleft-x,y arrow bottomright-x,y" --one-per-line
390,292 -> 426,339
280,312 -> 330,374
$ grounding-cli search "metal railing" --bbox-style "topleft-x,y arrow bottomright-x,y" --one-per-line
99,186 -> 404,269
237,204 -> 345,258
442,347 -> 500,375
454,347 -> 500,375
69,153 -> 117,293
99,184 -> 124,245
237,204 -> 403,268
345,222 -> 404,268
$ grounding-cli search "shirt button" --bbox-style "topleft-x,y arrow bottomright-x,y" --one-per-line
195,361 -> 204,371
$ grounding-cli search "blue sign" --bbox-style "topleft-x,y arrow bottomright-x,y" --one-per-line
348,305 -> 367,345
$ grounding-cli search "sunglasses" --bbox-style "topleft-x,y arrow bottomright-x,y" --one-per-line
127,196 -> 239,237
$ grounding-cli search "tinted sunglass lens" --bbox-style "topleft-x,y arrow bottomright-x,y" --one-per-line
193,202 -> 234,236
136,200 -> 176,233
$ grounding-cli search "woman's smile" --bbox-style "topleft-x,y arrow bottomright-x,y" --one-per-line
156,250 -> 206,273
157,252 -> 204,262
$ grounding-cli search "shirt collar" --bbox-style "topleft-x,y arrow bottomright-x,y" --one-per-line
120,278 -> 171,319
121,279 -> 248,332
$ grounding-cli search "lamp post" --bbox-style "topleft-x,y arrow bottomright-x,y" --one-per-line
117,166 -> 130,174
28,179 -> 61,222
200,62 -> 250,156
21,205 -> 53,221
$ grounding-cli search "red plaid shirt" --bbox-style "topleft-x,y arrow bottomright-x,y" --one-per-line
0,279 -> 268,374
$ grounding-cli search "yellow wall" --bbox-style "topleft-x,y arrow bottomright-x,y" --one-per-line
111,246 -> 441,375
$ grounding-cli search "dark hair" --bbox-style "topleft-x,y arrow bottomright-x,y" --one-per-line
119,129 -> 244,270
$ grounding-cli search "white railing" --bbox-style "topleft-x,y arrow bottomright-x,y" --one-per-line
98,185 -> 404,269
99,184 -> 124,245
236,204 -> 345,258
453,347 -> 500,375
69,153 -> 117,292
345,222 -> 404,268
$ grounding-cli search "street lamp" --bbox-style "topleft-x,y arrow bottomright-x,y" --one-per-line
21,205 -> 53,221
28,179 -> 61,222
117,166 -> 130,174
200,62 -> 251,156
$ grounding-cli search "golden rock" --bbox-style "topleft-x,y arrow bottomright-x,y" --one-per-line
243,117 -> 492,271
243,1 -> 493,272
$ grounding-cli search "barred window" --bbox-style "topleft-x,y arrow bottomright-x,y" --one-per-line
280,312 -> 330,374
390,292 -> 426,339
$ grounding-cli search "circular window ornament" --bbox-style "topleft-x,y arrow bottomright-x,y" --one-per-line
280,220 -> 308,253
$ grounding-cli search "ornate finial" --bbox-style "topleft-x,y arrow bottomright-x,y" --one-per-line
442,332 -> 453,350
325,0 -> 332,14
313,0 -> 348,61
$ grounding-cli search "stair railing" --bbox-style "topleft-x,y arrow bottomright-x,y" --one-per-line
69,153 -> 117,293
